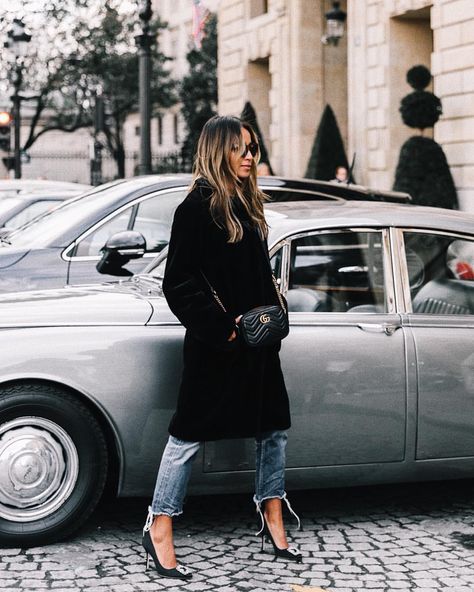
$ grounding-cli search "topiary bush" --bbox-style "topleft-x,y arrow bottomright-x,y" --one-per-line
393,65 -> 458,209
399,65 -> 442,130
305,104 -> 352,182
240,101 -> 274,174
393,136 -> 458,209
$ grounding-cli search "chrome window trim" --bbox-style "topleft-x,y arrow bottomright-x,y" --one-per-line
275,227 -> 397,315
269,239 -> 290,294
62,186 -> 188,262
390,227 -> 409,313
398,227 -> 474,316
267,225 -> 388,254
399,227 -> 474,241
382,228 -> 396,313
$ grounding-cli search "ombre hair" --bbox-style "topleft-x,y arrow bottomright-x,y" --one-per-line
191,115 -> 268,243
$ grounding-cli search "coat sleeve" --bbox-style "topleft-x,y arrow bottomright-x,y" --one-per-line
162,198 -> 237,345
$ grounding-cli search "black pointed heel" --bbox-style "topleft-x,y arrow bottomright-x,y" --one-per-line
142,529 -> 192,580
259,518 -> 303,562
256,496 -> 303,563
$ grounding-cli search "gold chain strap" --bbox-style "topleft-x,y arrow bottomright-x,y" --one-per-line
210,286 -> 227,313
272,274 -> 287,314
210,275 -> 286,315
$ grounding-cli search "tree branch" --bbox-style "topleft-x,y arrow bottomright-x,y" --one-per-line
28,108 -> 91,146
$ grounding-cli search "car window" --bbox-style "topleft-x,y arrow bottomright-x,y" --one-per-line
74,190 -> 186,257
75,207 -> 133,256
132,190 -> 186,253
6,179 -> 128,249
404,231 -> 474,315
286,230 -> 387,313
4,200 -> 60,229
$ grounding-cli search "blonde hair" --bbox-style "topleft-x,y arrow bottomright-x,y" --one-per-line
191,115 -> 268,243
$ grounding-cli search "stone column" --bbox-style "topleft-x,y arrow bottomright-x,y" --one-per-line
432,0 -> 474,211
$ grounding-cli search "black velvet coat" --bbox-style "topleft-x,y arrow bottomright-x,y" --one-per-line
162,180 -> 290,442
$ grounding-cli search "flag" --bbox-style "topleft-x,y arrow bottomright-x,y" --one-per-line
192,0 -> 208,49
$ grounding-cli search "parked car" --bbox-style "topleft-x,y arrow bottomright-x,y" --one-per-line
0,174 -> 410,294
0,179 -> 91,199
0,199 -> 472,547
0,190 -> 82,239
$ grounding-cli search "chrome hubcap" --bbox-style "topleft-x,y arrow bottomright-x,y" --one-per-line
0,417 -> 79,522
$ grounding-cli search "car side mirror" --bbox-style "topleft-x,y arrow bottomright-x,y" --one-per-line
96,230 -> 147,276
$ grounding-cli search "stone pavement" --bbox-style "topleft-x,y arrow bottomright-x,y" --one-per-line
1,480 -> 474,592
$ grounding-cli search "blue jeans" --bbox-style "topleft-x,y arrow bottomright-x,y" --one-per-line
149,430 -> 288,517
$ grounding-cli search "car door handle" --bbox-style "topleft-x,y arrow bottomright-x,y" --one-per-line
357,322 -> 401,336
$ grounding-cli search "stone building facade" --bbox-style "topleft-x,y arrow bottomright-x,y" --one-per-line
218,0 -> 347,180
218,0 -> 474,211
350,0 -> 474,210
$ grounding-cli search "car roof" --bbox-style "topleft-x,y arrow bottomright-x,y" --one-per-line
123,174 -> 411,203
69,173 -> 411,201
258,175 -> 411,203
1,174 -> 421,249
5,190 -> 81,201
0,174 -> 410,203
265,200 -> 474,242
0,180 -> 92,191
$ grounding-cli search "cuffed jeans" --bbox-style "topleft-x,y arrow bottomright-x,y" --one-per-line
148,430 -> 288,518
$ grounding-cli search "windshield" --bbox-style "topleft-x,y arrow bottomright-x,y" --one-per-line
0,197 -> 22,217
6,180 -> 129,249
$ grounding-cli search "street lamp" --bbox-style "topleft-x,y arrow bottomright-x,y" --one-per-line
135,0 -> 154,175
5,18 -> 32,179
322,1 -> 347,46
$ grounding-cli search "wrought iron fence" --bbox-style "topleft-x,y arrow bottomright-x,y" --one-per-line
151,151 -> 192,174
20,150 -> 191,185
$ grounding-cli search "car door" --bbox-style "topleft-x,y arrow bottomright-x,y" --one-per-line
398,229 -> 474,460
66,189 -> 186,285
204,227 -> 408,472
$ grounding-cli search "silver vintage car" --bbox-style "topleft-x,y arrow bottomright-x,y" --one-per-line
0,199 -> 473,547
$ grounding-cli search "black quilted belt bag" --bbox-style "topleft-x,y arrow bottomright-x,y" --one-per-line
204,276 -> 289,348
238,282 -> 289,347
201,237 -> 289,348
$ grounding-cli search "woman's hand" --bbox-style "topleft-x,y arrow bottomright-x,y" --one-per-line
227,315 -> 242,342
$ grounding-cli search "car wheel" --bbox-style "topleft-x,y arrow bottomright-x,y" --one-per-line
0,383 -> 108,547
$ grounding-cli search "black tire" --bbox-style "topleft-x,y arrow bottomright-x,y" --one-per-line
0,383 -> 108,547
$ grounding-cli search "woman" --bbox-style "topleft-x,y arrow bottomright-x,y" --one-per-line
142,115 -> 301,580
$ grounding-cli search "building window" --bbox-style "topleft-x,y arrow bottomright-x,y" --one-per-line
173,114 -> 179,145
250,0 -> 268,19
157,115 -> 163,145
135,125 -> 140,136
247,57 -> 271,148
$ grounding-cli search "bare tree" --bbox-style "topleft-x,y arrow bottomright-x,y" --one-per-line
1,0 -> 176,177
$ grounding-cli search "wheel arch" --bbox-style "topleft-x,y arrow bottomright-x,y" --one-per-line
0,376 -> 123,498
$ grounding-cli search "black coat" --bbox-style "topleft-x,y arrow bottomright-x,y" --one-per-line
162,181 -> 290,442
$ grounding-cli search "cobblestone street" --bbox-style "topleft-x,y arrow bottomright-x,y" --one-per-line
2,479 -> 474,591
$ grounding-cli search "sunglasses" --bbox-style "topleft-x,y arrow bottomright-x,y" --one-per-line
232,141 -> 259,158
